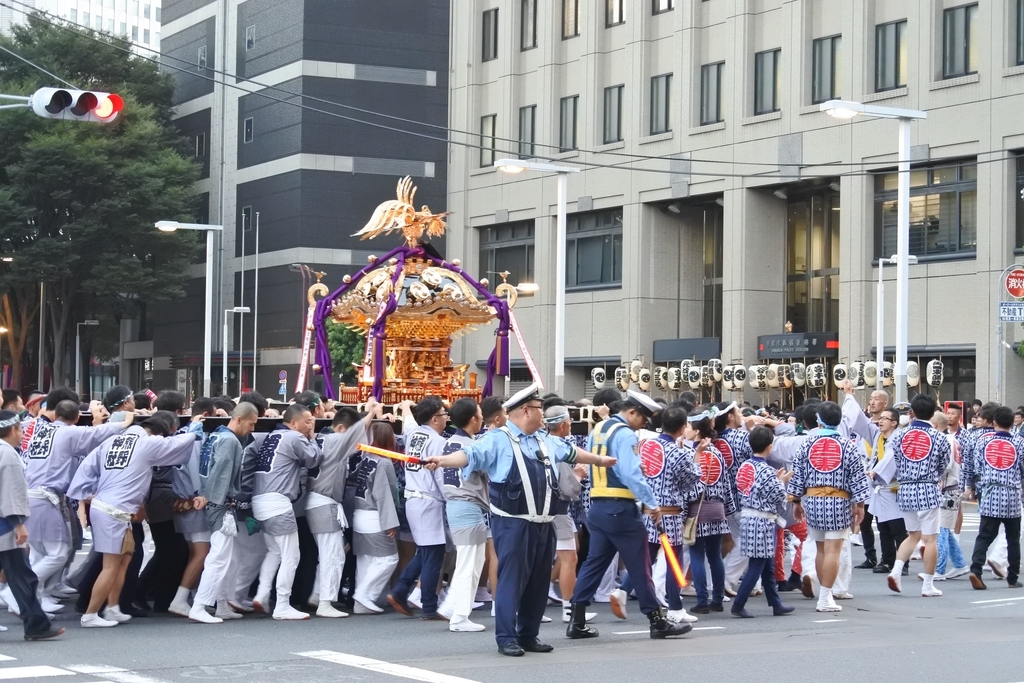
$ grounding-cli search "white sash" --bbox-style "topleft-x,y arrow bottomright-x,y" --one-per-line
252,492 -> 293,521
352,508 -> 382,534
28,488 -> 60,506
305,491 -> 347,528
91,498 -> 131,523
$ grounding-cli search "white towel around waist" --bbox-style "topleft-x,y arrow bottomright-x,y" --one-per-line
252,492 -> 293,521
741,508 -> 785,527
28,488 -> 60,506
352,509 -> 382,534
404,489 -> 444,503
91,498 -> 132,523
305,491 -> 347,528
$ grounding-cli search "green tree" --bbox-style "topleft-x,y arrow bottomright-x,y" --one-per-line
0,16 -> 201,390
326,321 -> 366,385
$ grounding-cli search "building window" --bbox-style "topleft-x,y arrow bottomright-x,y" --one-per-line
482,9 -> 498,62
246,25 -> 256,50
874,159 -> 977,259
875,20 -> 908,91
70,8 -> 77,22
130,0 -> 138,15
651,73 -> 672,134
559,95 -> 578,152
812,35 -> 841,103
479,114 -> 497,167
143,3 -> 150,18
606,0 -> 624,27
131,24 -> 137,41
518,105 -> 535,158
83,11 -> 90,26
653,0 -> 674,14
703,203 -> 724,339
754,49 -> 780,115
143,28 -> 149,44
562,0 -> 579,39
106,18 -> 114,33
197,45 -> 207,70
521,0 -> 537,50
916,355 -> 975,401
787,190 -> 841,334
566,208 -> 623,289
603,85 -> 623,144
118,0 -> 126,12
95,16 -> 102,30
700,63 -> 722,125
243,117 -> 253,143
155,7 -> 160,21
943,4 -> 979,78
480,221 -> 535,292
120,22 -> 127,35
195,133 -> 206,158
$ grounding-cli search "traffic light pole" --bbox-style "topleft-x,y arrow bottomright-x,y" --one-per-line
0,93 -> 30,110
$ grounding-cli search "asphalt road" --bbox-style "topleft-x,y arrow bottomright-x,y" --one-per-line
2,505 -> 1023,683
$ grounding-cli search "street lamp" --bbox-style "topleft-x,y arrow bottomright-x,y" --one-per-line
75,320 -> 99,399
223,306 -> 250,397
494,158 -> 580,396
156,221 -> 224,398
820,100 -> 927,403
876,254 -> 918,394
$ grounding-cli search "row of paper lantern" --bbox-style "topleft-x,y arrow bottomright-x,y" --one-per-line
592,359 -> 944,392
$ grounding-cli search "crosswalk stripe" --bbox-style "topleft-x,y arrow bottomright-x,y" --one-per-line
66,666 -> 166,683
297,650 -> 480,683
0,657 -> 16,663
0,666 -> 75,680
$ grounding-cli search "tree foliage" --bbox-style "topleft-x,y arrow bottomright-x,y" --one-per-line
326,321 -> 366,385
0,16 -> 201,389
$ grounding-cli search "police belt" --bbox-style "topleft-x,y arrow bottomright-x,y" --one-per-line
489,503 -> 555,524
805,486 -> 850,498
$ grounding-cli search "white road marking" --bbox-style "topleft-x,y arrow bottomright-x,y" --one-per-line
813,619 -> 847,623
0,656 -> 16,662
612,630 -> 648,635
692,626 -> 725,630
970,596 -> 1024,604
297,651 -> 479,683
66,666 -> 167,683
0,667 -> 75,680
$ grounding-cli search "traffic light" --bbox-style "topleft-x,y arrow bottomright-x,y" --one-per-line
29,87 -> 124,123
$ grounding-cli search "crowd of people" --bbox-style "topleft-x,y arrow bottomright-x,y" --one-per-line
0,379 -> 1022,656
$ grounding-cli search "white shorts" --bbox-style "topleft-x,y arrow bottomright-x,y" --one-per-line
185,531 -> 212,543
807,527 -> 851,542
553,515 -> 577,550
902,508 -> 941,535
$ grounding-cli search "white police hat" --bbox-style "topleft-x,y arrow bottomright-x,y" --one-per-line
624,390 -> 661,419
503,382 -> 542,411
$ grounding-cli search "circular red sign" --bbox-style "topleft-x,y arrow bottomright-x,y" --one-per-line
985,439 -> 1018,471
808,437 -> 843,473
736,461 -> 756,495
713,438 -> 734,468
700,449 -> 723,486
639,439 -> 665,478
901,429 -> 933,462
1006,268 -> 1024,298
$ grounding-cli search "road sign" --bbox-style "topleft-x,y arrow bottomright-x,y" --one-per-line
1006,268 -> 1024,298
279,383 -> 287,396
279,369 -> 287,381
998,302 -> 1024,322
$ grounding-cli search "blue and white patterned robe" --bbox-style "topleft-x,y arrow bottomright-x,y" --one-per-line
641,434 -> 702,546
788,429 -> 872,531
890,419 -> 950,511
682,442 -> 736,538
713,428 -> 753,510
959,427 -> 994,494
961,430 -> 1024,519
738,457 -> 787,558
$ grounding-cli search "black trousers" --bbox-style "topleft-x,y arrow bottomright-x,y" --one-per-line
860,505 -> 876,563
290,515 -> 319,608
971,515 -> 1022,583
136,520 -> 187,611
0,546 -> 53,636
877,517 -> 908,569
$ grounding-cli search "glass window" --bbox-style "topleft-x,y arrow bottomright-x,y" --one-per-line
702,203 -> 724,339
95,15 -> 102,30
559,95 -> 578,152
917,355 -> 975,402
943,4 -> 979,78
876,20 -> 908,91
246,25 -> 256,50
874,159 -> 978,258
518,105 -> 535,158
653,0 -> 674,14
143,28 -> 149,43
155,7 -> 160,22
479,114 -> 497,167
482,9 -> 498,62
120,22 -> 127,35
603,85 -> 623,143
787,191 -> 841,333
131,24 -> 137,41
521,0 -> 537,50
197,45 -> 207,70
243,117 -> 253,143
700,63 -> 723,125
607,0 -> 624,26
562,0 -> 579,38
479,221 -> 535,292
566,209 -> 623,289
130,1 -> 138,15
196,133 -> 206,158
83,11 -> 90,26
651,73 -> 672,133
118,0 -> 126,12
70,8 -> 77,22
106,18 -> 113,32
812,35 -> 841,103
754,49 -> 780,115
143,3 -> 149,18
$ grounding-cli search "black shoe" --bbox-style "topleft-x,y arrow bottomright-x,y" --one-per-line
420,611 -> 446,621
855,559 -> 877,569
788,571 -> 801,585
872,564 -> 892,574
690,604 -> 710,614
648,608 -> 692,639
709,602 -> 724,612
1008,581 -> 1023,588
731,607 -> 754,618
386,593 -> 413,616
777,580 -> 796,592
24,626 -> 64,641
772,605 -> 794,616
518,637 -> 554,653
498,642 -> 525,657
565,603 -> 599,639
970,573 -> 987,590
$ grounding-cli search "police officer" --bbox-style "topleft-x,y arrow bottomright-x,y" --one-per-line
567,391 -> 691,640
424,384 -> 615,657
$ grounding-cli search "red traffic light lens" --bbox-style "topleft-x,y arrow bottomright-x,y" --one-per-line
94,94 -> 123,119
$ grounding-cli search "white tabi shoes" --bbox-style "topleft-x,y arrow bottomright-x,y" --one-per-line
215,603 -> 243,620
188,605 -> 223,624
449,618 -> 486,632
666,609 -> 699,623
609,589 -> 628,619
316,602 -> 349,618
103,606 -> 132,623
353,599 -> 383,614
273,604 -> 311,620
81,612 -> 119,628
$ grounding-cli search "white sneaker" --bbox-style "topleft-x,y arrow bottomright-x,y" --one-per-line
215,603 -> 243,620
472,601 -> 485,610
52,584 -> 78,598
750,586 -> 763,597
81,612 -> 118,628
850,533 -> 863,546
353,599 -> 383,614
408,586 -> 422,609
273,605 -> 310,620
228,599 -> 254,613
561,607 -> 596,623
681,585 -> 697,597
0,623 -> 6,631
316,603 -> 348,618
449,618 -> 486,632
815,599 -> 842,612
540,615 -> 552,623
610,588 -> 628,619
103,606 -> 132,623
490,603 -> 495,617
188,605 -> 223,624
833,591 -> 854,600
666,608 -> 698,623
40,596 -> 63,613
475,587 -> 492,602
168,599 -> 191,617
944,566 -> 970,580
921,586 -> 943,597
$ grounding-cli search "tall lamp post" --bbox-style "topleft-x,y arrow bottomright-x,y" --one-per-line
156,221 -> 224,397
494,158 -> 580,396
877,255 -> 918,396
75,319 -> 99,399
820,100 -> 927,403
223,306 -> 249,396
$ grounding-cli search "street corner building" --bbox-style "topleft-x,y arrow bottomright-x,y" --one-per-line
446,0 -> 1024,407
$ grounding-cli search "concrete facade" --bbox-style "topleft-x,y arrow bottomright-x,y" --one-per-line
1,0 -> 163,51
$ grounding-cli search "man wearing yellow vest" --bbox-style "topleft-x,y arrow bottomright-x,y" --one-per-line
566,391 -> 690,640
